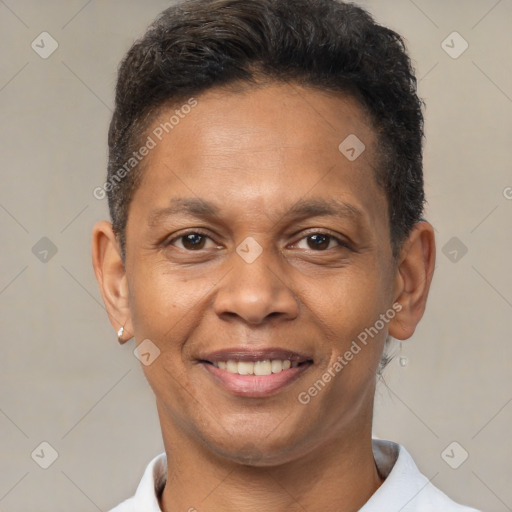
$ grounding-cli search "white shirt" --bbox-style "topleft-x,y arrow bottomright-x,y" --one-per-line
109,440 -> 480,512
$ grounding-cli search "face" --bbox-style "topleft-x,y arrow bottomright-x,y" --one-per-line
114,84 -> 403,463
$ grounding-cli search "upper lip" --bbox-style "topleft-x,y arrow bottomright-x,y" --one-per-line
200,347 -> 313,364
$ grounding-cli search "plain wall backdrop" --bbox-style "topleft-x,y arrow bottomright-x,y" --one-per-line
1,1 -> 511,510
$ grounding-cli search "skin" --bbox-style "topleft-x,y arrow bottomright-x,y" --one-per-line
92,83 -> 435,512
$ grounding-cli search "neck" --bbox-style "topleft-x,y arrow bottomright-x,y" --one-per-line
158,411 -> 383,512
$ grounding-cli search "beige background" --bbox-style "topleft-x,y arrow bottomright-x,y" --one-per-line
0,1 -> 510,510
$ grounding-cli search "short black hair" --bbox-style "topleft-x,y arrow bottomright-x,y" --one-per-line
107,0 -> 425,260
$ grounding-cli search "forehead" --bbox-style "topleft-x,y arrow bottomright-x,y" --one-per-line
129,83 -> 388,237
153,84 -> 375,164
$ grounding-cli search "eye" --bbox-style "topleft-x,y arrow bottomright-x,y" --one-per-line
168,231 -> 218,251
294,232 -> 347,251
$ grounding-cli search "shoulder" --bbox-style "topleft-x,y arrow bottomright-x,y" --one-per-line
361,439 -> 481,512
107,443 -> 481,512
107,452 -> 167,512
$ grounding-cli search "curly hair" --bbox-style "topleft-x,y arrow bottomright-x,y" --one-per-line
107,0 -> 425,260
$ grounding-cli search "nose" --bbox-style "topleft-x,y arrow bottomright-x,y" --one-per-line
213,247 -> 299,325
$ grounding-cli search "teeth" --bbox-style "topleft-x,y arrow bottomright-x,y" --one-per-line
238,361 -> 254,375
226,360 -> 238,373
271,360 -> 283,373
254,360 -> 272,375
212,359 -> 299,375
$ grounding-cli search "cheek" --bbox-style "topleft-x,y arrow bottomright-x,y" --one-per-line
305,267 -> 393,393
126,259 -> 207,337
292,286 -> 388,442
310,265 -> 391,335
126,267 -> 204,412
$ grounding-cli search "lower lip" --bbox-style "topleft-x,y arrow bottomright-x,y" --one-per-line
201,362 -> 312,398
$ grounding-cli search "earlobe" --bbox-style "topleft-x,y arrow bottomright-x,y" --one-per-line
91,221 -> 133,342
388,221 -> 436,341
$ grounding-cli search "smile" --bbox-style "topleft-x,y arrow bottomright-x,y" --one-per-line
211,359 -> 300,375
199,348 -> 313,397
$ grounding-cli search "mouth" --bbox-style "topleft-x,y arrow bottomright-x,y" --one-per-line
198,348 -> 314,398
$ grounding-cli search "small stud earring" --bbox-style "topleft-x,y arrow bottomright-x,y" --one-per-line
117,326 -> 125,344
399,341 -> 409,367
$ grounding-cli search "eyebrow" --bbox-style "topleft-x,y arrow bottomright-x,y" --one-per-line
279,198 -> 362,223
148,198 -> 221,227
147,197 -> 363,227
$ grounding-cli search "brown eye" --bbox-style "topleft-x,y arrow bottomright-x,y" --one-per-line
181,233 -> 206,250
170,232 -> 214,250
305,233 -> 336,250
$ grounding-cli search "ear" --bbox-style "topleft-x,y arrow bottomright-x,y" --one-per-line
388,221 -> 436,341
91,221 -> 133,343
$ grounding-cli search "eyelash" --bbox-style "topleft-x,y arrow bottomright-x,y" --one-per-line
165,229 -> 352,251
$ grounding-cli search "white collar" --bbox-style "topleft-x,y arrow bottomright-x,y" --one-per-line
109,439 -> 480,511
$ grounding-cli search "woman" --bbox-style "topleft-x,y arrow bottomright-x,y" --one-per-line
92,0 -> 480,510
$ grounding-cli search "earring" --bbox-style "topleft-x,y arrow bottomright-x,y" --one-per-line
399,341 -> 409,367
117,326 -> 125,344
